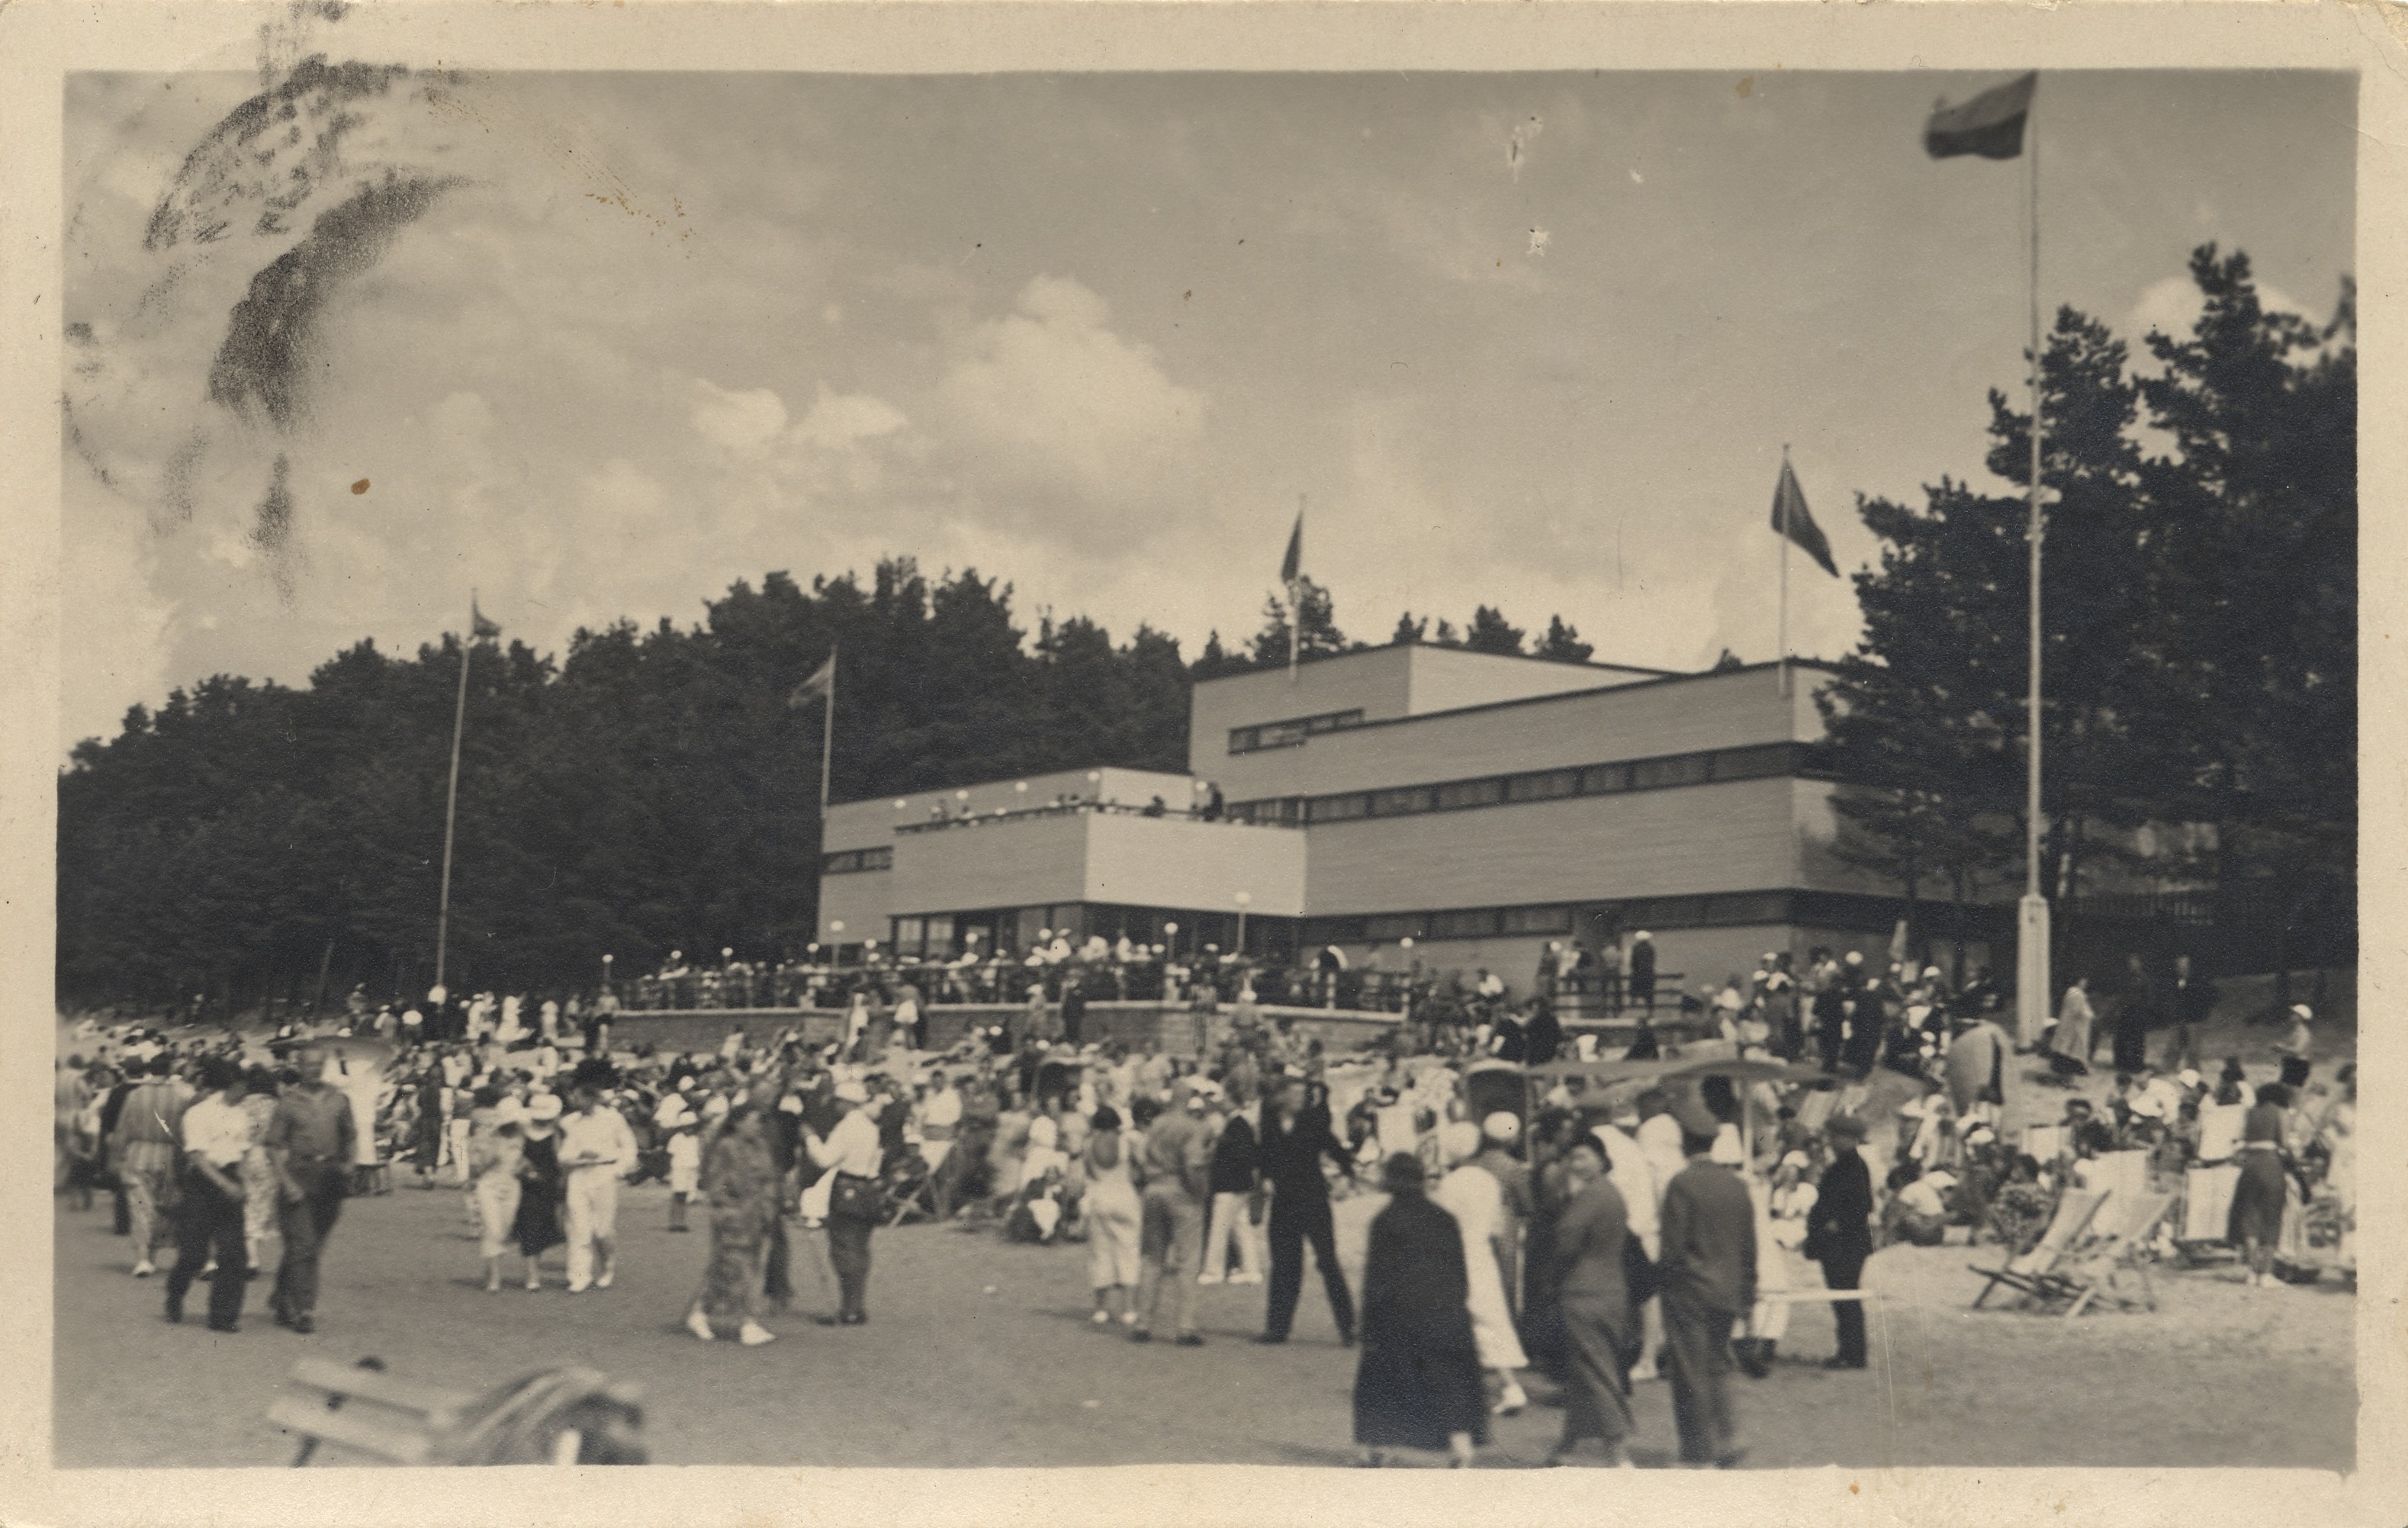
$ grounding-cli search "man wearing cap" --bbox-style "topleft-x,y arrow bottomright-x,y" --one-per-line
1657,1095 -> 1756,1467
265,1041 -> 356,1333
2278,1004 -> 2316,1086
808,1078 -> 885,1324
1255,1073 -> 1358,1346
558,1060 -> 638,1293
1129,1078 -> 1216,1345
1805,1114 -> 1874,1369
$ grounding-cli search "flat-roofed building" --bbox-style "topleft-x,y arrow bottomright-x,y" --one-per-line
815,644 -> 2008,998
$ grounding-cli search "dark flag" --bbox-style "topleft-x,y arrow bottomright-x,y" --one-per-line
1279,511 -> 1303,586
471,599 -> 502,639
1772,457 -> 1839,578
1924,72 -> 2036,160
789,652 -> 836,709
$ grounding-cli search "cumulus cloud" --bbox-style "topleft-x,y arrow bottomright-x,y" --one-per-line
2124,272 -> 2313,360
690,379 -> 790,455
937,275 -> 1206,510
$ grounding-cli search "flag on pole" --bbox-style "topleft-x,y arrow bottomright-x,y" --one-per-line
1924,72 -> 2037,160
789,652 -> 837,709
471,598 -> 501,639
1279,511 -> 1303,586
1771,457 -> 1839,577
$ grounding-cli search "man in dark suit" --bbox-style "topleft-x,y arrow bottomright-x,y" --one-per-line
1627,933 -> 1657,1013
1806,1114 -> 1875,1369
1255,1075 -> 1356,1345
2165,954 -> 2216,1073
1657,1098 -> 1756,1468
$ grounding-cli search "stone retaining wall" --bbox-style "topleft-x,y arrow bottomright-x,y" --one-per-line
606,1000 -> 1403,1060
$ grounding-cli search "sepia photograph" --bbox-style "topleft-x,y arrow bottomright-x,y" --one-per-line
20,5 -> 2379,1505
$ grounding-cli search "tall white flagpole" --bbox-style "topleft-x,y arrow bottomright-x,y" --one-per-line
2015,85 -> 2052,1047
433,592 -> 474,996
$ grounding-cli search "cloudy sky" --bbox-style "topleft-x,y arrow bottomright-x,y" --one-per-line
61,66 -> 2352,752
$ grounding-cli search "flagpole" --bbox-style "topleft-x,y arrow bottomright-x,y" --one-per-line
1288,495 -> 1304,684
818,645 -> 837,828
1777,447 -> 1792,699
2015,83 -> 2052,1046
433,591 -> 474,996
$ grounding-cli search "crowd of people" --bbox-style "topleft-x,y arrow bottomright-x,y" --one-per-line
50,935 -> 2355,1468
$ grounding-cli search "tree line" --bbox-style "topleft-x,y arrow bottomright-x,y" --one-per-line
56,556 -> 1599,1009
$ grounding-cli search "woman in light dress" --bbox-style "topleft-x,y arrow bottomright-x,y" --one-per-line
2051,977 -> 2095,1073
468,1089 -> 528,1292
1082,1105 -> 1143,1325
1432,1121 -> 1530,1416
238,1065 -> 282,1272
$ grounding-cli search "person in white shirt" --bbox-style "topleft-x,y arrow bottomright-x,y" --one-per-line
919,1072 -> 963,1179
558,1064 -> 638,1292
1616,1095 -> 1679,1381
807,1079 -> 886,1324
164,1058 -> 254,1330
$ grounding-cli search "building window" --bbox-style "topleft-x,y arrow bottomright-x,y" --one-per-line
1429,909 -> 1501,939
1709,743 -> 1796,782
1308,793 -> 1369,822
1301,917 -> 1368,944
1631,754 -> 1712,790
821,846 -> 893,874
1435,778 -> 1506,811
1228,708 -> 1366,755
1369,786 -> 1434,817
924,914 -> 955,956
1364,913 -> 1426,941
1500,905 -> 1574,934
1702,891 -> 1790,925
893,916 -> 924,957
1580,762 -> 1632,795
1506,769 -> 1579,803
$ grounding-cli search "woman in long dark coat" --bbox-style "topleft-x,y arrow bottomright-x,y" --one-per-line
1547,1134 -> 1638,1468
1353,1153 -> 1486,1468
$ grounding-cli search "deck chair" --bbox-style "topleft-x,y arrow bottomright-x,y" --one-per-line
885,1148 -> 940,1227
1969,1187 -> 2108,1311
2053,1191 -> 2175,1317
887,1169 -> 939,1227
272,1357 -> 645,1466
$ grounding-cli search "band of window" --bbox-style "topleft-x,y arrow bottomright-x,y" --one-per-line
1235,740 -> 1815,827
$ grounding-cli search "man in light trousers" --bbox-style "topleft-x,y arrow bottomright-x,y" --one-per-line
559,1061 -> 638,1292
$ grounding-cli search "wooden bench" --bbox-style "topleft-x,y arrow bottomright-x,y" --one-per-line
270,1357 -> 475,1466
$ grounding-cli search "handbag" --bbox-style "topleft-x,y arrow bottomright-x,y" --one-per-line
828,1170 -> 887,1224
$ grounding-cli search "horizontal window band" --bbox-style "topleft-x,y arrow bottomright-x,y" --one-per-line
1231,741 -> 1835,826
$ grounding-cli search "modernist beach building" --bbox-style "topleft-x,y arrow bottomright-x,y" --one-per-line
815,643 -> 2007,1002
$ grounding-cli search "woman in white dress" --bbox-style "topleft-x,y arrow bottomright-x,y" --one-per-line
1432,1121 -> 1530,1415
1082,1107 -> 1143,1324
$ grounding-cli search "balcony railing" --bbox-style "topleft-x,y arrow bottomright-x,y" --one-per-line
892,799 -> 1300,836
